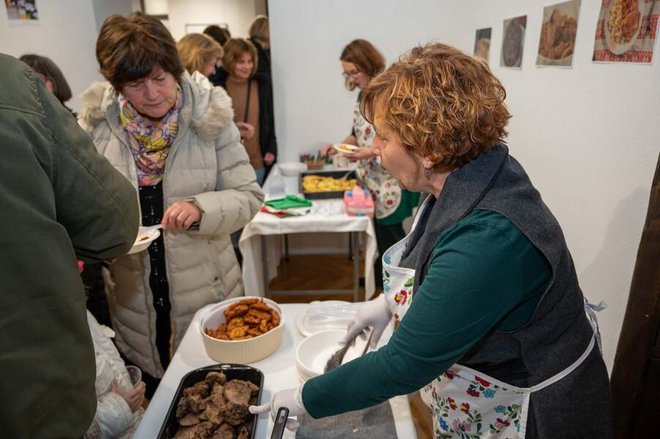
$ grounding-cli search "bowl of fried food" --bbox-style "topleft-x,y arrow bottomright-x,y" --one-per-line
201,297 -> 284,364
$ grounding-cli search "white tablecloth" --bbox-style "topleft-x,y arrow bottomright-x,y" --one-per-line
132,303 -> 416,439
239,167 -> 377,300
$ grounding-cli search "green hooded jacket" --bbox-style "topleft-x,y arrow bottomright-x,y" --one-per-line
0,53 -> 139,438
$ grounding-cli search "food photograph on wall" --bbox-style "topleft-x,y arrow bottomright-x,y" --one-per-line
592,0 -> 659,63
537,0 -> 581,67
474,27 -> 492,62
4,0 -> 38,20
501,15 -> 527,68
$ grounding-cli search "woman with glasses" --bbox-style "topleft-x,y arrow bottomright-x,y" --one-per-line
322,39 -> 419,290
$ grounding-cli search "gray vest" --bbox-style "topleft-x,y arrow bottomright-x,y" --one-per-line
402,145 -> 612,438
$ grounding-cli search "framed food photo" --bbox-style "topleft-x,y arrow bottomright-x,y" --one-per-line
474,28 -> 492,62
501,16 -> 527,68
592,0 -> 660,63
537,0 -> 581,67
4,0 -> 38,20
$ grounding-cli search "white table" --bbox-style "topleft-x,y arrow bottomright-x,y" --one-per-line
133,303 -> 417,438
239,167 -> 377,301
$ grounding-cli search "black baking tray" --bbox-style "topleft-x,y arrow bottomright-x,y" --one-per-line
300,170 -> 357,199
157,363 -> 264,439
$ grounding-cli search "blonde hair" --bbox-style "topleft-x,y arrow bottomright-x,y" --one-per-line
361,43 -> 511,169
177,33 -> 223,75
249,15 -> 269,42
222,38 -> 258,76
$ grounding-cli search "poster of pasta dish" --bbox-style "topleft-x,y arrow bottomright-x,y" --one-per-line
592,0 -> 659,63
537,0 -> 581,67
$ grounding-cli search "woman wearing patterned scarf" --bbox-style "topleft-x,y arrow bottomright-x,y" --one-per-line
78,13 -> 264,397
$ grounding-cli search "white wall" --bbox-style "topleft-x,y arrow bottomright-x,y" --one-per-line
0,0 -> 104,111
167,0 -> 263,40
269,0 -> 660,371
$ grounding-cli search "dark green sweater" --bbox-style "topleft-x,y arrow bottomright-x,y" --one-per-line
303,209 -> 550,416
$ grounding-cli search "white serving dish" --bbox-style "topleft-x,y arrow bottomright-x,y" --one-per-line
295,300 -> 357,337
295,329 -> 369,381
200,297 -> 284,364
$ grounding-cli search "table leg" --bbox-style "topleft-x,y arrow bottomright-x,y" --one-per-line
352,231 -> 360,302
261,235 -> 270,298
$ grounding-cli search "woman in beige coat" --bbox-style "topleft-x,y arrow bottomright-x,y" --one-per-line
78,13 -> 264,395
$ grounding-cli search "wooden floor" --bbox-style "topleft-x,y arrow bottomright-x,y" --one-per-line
268,253 -> 433,439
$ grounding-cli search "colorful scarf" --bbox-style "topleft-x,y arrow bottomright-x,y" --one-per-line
119,87 -> 182,186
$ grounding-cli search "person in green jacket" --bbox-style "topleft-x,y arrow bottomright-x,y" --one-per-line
0,53 -> 139,438
253,43 -> 612,438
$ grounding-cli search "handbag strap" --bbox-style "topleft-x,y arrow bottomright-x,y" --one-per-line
243,80 -> 252,123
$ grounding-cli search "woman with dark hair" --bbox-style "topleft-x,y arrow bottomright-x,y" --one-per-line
203,24 -> 231,47
19,53 -> 73,112
322,39 -> 419,290
248,15 -> 271,86
254,43 -> 612,438
78,13 -> 264,395
215,37 -> 277,185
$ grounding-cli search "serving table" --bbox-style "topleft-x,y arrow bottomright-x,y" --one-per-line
239,166 -> 377,301
133,303 -> 416,438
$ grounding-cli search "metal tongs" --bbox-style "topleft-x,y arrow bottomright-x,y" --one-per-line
270,407 -> 289,439
324,330 -> 373,373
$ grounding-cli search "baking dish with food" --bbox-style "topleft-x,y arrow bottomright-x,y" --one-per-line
157,363 -> 264,439
300,170 -> 357,199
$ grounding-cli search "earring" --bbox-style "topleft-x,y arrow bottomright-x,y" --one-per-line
424,166 -> 433,179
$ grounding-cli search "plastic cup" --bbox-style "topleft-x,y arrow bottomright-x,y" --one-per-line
125,365 -> 142,388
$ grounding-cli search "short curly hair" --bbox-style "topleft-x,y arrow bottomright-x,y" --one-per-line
360,43 -> 511,169
96,13 -> 184,90
177,33 -> 223,75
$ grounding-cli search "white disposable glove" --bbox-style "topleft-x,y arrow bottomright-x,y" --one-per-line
249,386 -> 306,431
342,294 -> 392,348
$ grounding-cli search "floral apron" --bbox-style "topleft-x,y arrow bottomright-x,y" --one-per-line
382,199 -> 602,438
352,101 -> 401,219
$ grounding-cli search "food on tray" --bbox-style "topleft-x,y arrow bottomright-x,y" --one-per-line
608,0 -> 640,45
205,298 -> 280,341
174,371 -> 259,438
539,9 -> 577,60
301,175 -> 357,193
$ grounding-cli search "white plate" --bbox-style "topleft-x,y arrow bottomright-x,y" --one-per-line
296,300 -> 357,337
127,226 -> 161,255
333,143 -> 359,155
604,0 -> 643,55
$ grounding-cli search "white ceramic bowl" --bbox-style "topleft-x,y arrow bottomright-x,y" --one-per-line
127,226 -> 160,255
200,297 -> 284,364
278,162 -> 307,177
295,329 -> 370,381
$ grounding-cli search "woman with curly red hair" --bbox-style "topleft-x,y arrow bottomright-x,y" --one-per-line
254,43 -> 612,438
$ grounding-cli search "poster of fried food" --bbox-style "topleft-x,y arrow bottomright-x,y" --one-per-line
592,0 -> 659,63
474,28 -> 492,62
501,16 -> 527,68
537,0 -> 581,67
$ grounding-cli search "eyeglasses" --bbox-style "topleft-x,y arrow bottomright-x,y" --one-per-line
342,69 -> 361,78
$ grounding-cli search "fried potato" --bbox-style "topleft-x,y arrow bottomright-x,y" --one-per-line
205,298 -> 280,341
